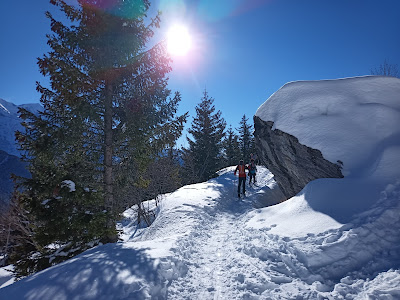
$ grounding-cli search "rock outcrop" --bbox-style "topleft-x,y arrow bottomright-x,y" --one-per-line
254,116 -> 343,199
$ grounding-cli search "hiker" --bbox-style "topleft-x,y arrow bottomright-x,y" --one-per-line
234,159 -> 248,198
248,158 -> 257,184
250,152 -> 258,165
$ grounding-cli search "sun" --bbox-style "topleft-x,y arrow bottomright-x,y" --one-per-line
167,24 -> 192,57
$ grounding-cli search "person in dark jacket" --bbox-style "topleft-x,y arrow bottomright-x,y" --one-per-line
234,160 -> 248,198
248,158 -> 257,184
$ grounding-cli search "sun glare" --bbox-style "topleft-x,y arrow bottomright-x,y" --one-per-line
167,24 -> 192,57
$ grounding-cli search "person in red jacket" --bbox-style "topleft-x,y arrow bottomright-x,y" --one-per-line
234,159 -> 248,198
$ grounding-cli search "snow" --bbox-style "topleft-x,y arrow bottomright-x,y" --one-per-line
1,76 -> 400,299
255,76 -> 400,179
0,103 -> 10,114
0,98 -> 42,157
0,265 -> 14,289
1,166 -> 399,299
61,180 -> 76,192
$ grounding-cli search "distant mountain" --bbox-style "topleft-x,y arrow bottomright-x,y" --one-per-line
0,150 -> 29,204
0,98 -> 42,157
0,98 -> 41,202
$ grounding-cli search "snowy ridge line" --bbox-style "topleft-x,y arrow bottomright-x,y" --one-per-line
0,98 -> 43,157
0,103 -> 10,114
260,75 -> 398,93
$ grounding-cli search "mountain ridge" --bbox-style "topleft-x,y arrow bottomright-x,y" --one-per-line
0,98 -> 42,157
0,98 -> 41,201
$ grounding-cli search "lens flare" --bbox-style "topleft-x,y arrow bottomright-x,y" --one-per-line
167,24 -> 192,57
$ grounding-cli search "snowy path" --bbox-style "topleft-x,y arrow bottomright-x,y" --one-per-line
147,167 -> 400,299
167,198 -> 257,299
167,209 -> 317,300
163,168 -> 314,299
168,213 -> 238,299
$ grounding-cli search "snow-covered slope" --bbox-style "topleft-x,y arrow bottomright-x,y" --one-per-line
1,166 -> 399,299
0,98 -> 42,157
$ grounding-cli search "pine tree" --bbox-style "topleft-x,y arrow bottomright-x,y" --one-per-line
184,90 -> 226,183
237,114 -> 255,162
223,126 -> 241,167
13,0 -> 186,276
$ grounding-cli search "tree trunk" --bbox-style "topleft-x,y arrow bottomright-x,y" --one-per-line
104,80 -> 117,242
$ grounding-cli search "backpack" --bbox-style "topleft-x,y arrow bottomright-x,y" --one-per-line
237,165 -> 246,176
249,163 -> 256,174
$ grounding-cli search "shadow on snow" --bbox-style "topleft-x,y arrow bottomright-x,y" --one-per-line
0,244 -> 166,300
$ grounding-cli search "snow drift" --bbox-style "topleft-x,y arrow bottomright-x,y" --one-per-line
255,76 -> 400,222
255,76 -> 400,180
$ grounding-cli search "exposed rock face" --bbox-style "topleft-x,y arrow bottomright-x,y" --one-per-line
254,116 -> 343,199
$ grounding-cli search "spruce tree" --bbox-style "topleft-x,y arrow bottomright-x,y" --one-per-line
13,0 -> 186,276
184,90 -> 226,183
223,126 -> 241,167
237,114 -> 255,162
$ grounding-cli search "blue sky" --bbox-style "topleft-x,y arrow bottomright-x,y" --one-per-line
1,0 -> 399,146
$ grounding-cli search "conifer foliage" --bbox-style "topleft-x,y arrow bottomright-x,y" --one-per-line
183,90 -> 226,183
237,114 -> 255,161
13,0 -> 186,276
223,126 -> 241,167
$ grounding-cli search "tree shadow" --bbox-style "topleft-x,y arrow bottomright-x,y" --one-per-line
0,243 -> 166,300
